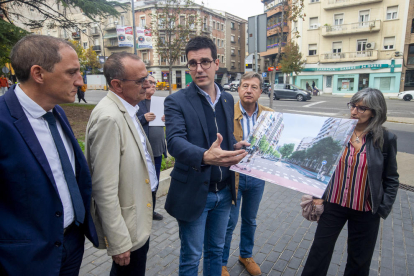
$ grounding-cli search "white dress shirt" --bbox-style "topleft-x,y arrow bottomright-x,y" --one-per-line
113,92 -> 159,191
197,83 -> 221,109
15,84 -> 75,228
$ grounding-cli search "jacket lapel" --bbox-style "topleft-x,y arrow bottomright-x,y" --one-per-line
186,83 -> 210,144
107,92 -> 149,170
5,86 -> 59,195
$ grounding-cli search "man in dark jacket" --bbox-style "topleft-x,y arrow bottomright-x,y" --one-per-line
164,36 -> 249,275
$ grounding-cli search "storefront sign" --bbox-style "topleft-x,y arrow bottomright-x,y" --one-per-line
303,64 -> 401,72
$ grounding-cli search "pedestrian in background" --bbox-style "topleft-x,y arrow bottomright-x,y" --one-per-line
137,74 -> 167,221
0,35 -> 98,275
77,84 -> 87,103
86,53 -> 154,276
0,74 -> 9,95
222,72 -> 273,276
164,36 -> 249,275
302,88 -> 399,276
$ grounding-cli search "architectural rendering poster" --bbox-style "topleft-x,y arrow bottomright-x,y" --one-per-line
136,27 -> 153,49
230,112 -> 357,198
116,25 -> 134,47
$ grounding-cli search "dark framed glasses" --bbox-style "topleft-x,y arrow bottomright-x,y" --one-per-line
347,103 -> 371,114
187,60 -> 215,71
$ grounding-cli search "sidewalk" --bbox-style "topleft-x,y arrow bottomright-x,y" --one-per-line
80,184 -> 414,276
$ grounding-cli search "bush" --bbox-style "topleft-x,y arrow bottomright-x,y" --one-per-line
161,155 -> 175,171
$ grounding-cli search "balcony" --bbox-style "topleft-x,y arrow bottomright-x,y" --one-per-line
91,27 -> 100,36
72,32 -> 80,39
105,39 -> 119,48
231,53 -> 236,56
319,50 -> 378,63
92,45 -> 101,51
324,0 -> 383,10
202,26 -> 212,33
105,23 -> 117,30
322,20 -> 381,37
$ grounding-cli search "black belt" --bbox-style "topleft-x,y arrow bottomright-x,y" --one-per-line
63,223 -> 76,236
209,179 -> 229,193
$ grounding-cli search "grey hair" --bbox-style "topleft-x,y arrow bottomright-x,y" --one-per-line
10,35 -> 75,83
350,88 -> 387,148
240,72 -> 263,88
104,52 -> 141,88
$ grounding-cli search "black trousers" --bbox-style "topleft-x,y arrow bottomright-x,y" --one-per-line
110,238 -> 150,276
302,202 -> 380,276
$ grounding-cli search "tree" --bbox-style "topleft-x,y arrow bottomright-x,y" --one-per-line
305,137 -> 341,170
69,39 -> 86,72
268,0 -> 305,108
84,47 -> 101,74
149,0 -> 200,94
258,136 -> 269,154
0,20 -> 28,67
279,41 -> 304,76
279,143 -> 295,158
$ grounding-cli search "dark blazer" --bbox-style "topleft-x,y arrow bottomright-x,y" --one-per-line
137,99 -> 167,157
164,82 -> 238,222
0,86 -> 98,275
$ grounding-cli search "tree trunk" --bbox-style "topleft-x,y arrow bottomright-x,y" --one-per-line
169,63 -> 173,95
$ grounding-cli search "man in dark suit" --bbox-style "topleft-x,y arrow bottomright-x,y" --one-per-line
164,36 -> 249,275
137,74 -> 166,221
0,35 -> 98,276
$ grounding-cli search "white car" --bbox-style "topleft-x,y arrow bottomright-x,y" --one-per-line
222,83 -> 231,91
398,90 -> 414,101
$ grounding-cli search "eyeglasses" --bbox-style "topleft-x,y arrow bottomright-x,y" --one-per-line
347,103 -> 371,114
149,81 -> 156,85
119,74 -> 149,86
187,60 -> 215,71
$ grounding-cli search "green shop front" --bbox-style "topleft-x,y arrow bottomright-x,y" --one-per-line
294,61 -> 402,95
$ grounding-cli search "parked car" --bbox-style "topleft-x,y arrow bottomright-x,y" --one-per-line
223,83 -> 231,91
230,83 -> 239,92
398,90 -> 414,101
262,83 -> 271,94
268,84 -> 312,101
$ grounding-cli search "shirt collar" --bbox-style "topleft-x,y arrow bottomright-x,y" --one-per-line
14,84 -> 49,119
239,101 -> 258,117
196,83 -> 221,106
111,91 -> 139,118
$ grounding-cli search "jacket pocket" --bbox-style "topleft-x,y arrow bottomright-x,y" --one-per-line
171,162 -> 189,183
120,205 -> 138,244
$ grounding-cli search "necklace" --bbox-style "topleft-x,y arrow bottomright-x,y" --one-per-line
352,130 -> 364,144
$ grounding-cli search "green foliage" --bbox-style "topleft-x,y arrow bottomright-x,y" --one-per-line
279,143 -> 295,158
148,0 -> 200,94
161,155 -> 175,171
84,47 -> 101,73
258,135 -> 269,153
78,140 -> 85,153
305,137 -> 341,166
249,136 -> 257,146
0,20 -> 29,67
279,42 -> 305,75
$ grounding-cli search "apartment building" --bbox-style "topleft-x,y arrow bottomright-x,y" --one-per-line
259,0 -> 293,83
134,1 -> 246,88
292,0 -> 409,95
402,0 -> 414,91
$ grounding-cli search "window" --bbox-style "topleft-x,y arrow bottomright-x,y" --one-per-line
238,49 -> 241,56
189,16 -> 195,29
359,10 -> 370,27
221,56 -> 224,63
308,44 -> 317,56
158,18 -> 165,28
94,38 -> 99,46
357,39 -> 367,52
386,6 -> 398,20
334,14 -> 343,26
213,21 -> 215,29
180,16 -> 185,25
213,38 -> 216,44
180,55 -> 187,63
412,19 -> 414,33
120,15 -> 125,26
217,54 -> 220,61
408,45 -> 414,65
203,17 -> 207,30
231,49 -> 235,55
231,62 -> 235,68
140,16 -> 146,27
383,37 -> 395,50
326,76 -> 332,88
222,40 -> 224,47
231,35 -> 235,42
309,17 -> 318,29
82,29 -> 87,34
221,23 -> 224,30
332,42 -> 342,56
231,22 -> 235,29
83,42 -> 88,49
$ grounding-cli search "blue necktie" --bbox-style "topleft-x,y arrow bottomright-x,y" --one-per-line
43,112 -> 85,226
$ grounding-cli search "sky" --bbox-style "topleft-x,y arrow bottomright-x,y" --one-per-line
277,114 -> 327,150
194,0 -> 265,20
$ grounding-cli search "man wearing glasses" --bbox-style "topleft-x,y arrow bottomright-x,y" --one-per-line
137,74 -> 167,221
85,53 -> 155,275
164,36 -> 249,275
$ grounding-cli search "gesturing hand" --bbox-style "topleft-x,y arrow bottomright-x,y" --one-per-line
144,112 -> 156,122
203,133 -> 248,167
112,250 -> 131,266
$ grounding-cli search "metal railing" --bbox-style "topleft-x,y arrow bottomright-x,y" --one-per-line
322,20 -> 381,35
92,45 -> 101,51
321,50 -> 378,61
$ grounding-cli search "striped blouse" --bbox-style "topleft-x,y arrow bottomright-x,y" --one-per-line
325,136 -> 372,211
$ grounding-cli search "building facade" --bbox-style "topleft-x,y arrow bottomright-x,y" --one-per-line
293,0 -> 408,95
402,0 -> 414,91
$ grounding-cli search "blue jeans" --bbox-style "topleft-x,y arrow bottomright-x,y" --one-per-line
177,186 -> 232,276
222,174 -> 265,265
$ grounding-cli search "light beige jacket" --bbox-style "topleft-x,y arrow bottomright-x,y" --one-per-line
85,92 -> 153,256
